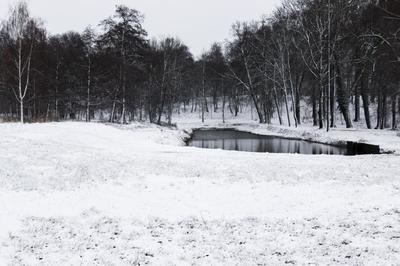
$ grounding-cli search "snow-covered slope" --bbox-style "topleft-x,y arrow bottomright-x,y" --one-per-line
0,122 -> 399,265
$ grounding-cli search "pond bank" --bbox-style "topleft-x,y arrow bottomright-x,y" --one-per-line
178,122 -> 399,154
186,128 -> 382,155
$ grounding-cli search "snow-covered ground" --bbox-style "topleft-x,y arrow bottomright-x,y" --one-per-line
0,119 -> 400,265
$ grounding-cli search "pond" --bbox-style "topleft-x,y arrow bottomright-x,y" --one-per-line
188,129 -> 380,155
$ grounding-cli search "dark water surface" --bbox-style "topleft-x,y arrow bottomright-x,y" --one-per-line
189,129 -> 349,155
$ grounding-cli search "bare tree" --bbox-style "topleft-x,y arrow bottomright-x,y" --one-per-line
82,26 -> 96,122
4,1 -> 37,123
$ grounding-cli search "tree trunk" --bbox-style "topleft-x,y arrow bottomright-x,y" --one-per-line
295,72 -> 304,126
398,95 -> 400,116
289,87 -> 297,127
273,84 -> 283,125
330,77 -> 336,128
33,79 -> 37,121
120,29 -> 127,124
392,95 -> 397,129
319,87 -> 324,129
381,93 -> 387,129
312,86 -> 318,126
353,64 -> 361,122
110,90 -> 117,123
361,75 -> 371,129
20,100 -> 24,123
295,86 -> 301,125
86,57 -> 91,122
251,94 -> 264,124
121,79 -> 126,124
334,58 -> 352,128
222,78 -> 225,124
283,91 -> 291,127
376,92 -> 381,129
354,85 -> 360,122
202,61 -> 205,123
45,101 -> 50,122
157,58 -> 168,125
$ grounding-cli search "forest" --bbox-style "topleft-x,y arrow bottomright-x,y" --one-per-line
0,0 -> 399,131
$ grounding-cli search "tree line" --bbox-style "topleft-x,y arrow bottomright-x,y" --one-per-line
0,0 -> 399,130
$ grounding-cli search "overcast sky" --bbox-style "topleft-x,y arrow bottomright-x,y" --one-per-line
0,0 -> 282,57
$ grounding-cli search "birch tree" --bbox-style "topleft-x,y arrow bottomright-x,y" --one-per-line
4,1 -> 37,123
82,26 -> 96,122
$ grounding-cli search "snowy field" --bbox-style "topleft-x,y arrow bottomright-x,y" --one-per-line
0,119 -> 400,265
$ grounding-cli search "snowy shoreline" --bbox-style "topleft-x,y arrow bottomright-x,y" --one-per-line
179,121 -> 400,154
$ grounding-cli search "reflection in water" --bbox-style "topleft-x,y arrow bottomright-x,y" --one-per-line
189,129 -> 348,155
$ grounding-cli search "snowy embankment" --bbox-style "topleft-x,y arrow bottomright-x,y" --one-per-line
0,121 -> 400,265
177,117 -> 400,154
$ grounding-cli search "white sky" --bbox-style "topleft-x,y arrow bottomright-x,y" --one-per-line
0,0 -> 282,57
